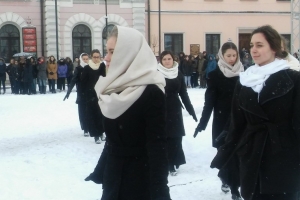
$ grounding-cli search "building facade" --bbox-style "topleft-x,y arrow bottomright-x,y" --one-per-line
0,0 -> 145,62
147,0 -> 292,57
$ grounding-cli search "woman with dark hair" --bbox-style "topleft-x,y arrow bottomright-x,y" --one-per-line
80,49 -> 106,144
0,57 -> 6,94
85,26 -> 171,200
37,57 -> 47,94
211,25 -> 300,200
31,57 -> 38,94
57,58 -> 68,92
158,50 -> 197,176
182,55 -> 193,88
23,57 -> 34,95
47,56 -> 57,93
6,58 -> 15,94
194,42 -> 244,200
64,53 -> 90,137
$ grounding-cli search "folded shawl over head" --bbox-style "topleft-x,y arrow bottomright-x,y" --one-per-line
94,26 -> 166,119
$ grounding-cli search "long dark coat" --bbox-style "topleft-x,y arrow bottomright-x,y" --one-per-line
165,72 -> 196,137
211,70 -> 300,200
81,63 -> 106,137
198,66 -> 239,148
88,85 -> 171,200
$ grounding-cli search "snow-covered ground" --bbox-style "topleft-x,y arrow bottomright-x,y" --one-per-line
0,87 -> 233,200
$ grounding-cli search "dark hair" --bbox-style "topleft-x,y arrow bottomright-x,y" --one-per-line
160,51 -> 174,63
49,56 -> 56,64
91,49 -> 101,57
221,42 -> 238,56
251,25 -> 288,58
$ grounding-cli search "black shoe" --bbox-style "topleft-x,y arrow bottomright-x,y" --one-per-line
221,183 -> 230,193
94,137 -> 101,144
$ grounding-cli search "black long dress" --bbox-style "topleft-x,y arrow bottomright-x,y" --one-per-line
164,72 -> 196,169
81,62 -> 106,137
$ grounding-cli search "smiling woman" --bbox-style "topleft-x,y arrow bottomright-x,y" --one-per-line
211,25 -> 300,200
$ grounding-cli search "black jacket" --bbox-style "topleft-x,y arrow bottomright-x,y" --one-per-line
211,69 -> 300,200
67,65 -> 83,103
88,85 -> 171,200
165,72 -> 196,137
198,66 -> 239,148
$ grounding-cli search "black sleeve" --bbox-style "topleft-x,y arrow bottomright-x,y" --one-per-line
202,60 -> 208,73
144,86 -> 171,200
98,62 -> 106,77
211,82 -> 247,169
197,72 -> 218,130
67,67 -> 80,94
178,73 -> 196,117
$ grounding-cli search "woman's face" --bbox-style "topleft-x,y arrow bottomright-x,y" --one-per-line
250,33 -> 275,66
161,54 -> 174,69
91,53 -> 100,63
223,49 -> 237,66
50,57 -> 54,61
75,58 -> 79,62
82,56 -> 89,64
14,61 -> 18,65
104,37 -> 117,69
10,59 -> 14,64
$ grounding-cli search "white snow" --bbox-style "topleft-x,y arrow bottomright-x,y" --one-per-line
0,87 -> 233,200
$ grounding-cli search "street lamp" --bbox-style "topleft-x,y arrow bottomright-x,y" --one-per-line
55,0 -> 59,60
104,0 -> 108,57
158,0 -> 161,55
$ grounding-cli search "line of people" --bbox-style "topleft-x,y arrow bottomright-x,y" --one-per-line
0,56 -> 78,95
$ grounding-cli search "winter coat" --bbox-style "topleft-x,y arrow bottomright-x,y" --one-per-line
32,63 -> 38,79
88,85 -> 171,200
6,64 -> 14,77
66,62 -> 74,77
198,66 -> 239,148
181,60 -> 193,76
47,63 -> 57,80
205,54 -> 217,79
197,58 -> 207,75
191,60 -> 197,73
211,69 -> 300,200
0,58 -> 6,81
17,63 -> 25,82
57,64 -> 68,78
81,63 -> 106,137
165,72 -> 196,137
23,63 -> 33,82
67,65 -> 84,103
37,62 -> 47,80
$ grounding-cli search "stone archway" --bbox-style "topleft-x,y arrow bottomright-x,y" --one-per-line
63,13 -> 99,58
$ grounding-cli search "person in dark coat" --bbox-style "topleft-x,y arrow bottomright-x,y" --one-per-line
85,25 -> 171,200
197,53 -> 207,88
194,42 -> 244,200
12,60 -> 20,94
0,57 -> 6,94
31,57 -> 38,94
65,57 -> 74,89
18,57 -> 25,94
57,58 -> 68,91
181,55 -> 193,87
80,49 -> 106,144
37,57 -> 47,94
6,58 -> 15,93
178,51 -> 185,73
23,57 -> 34,95
64,53 -> 90,137
158,50 -> 197,176
47,56 -> 57,93
190,55 -> 199,88
211,25 -> 300,200
205,54 -> 217,79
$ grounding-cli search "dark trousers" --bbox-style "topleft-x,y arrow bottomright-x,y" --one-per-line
23,81 -> 33,94
14,80 -> 20,94
0,77 -> 5,93
49,79 -> 56,92
9,76 -> 15,93
67,75 -> 73,88
57,77 -> 66,90
191,72 -> 199,88
199,74 -> 207,88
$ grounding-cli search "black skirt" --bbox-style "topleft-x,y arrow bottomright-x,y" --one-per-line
166,137 -> 186,168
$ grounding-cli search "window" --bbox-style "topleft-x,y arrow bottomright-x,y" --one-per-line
102,24 -> 116,57
0,24 -> 20,63
73,0 -> 94,4
205,34 -> 220,56
99,0 -> 120,4
72,24 -> 92,60
164,34 -> 183,56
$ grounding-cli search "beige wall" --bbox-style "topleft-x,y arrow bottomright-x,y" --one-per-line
148,0 -> 292,56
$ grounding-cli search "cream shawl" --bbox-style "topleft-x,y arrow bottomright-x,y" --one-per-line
218,49 -> 244,78
94,26 -> 166,119
157,61 -> 179,79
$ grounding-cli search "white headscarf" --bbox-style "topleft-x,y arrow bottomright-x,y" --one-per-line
240,58 -> 289,94
79,53 -> 89,67
94,26 -> 166,119
218,48 -> 244,78
157,61 -> 179,79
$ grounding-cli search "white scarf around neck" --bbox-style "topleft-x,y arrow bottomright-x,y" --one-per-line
94,26 -> 166,119
218,49 -> 244,78
79,53 -> 88,67
88,60 -> 100,70
240,58 -> 289,94
157,61 -> 178,79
